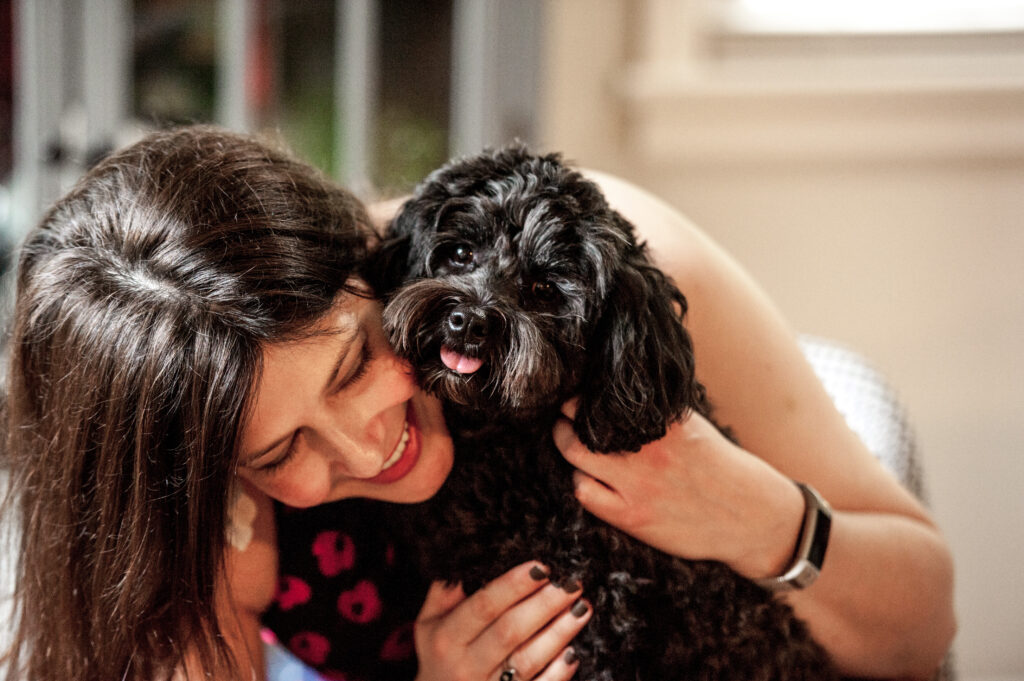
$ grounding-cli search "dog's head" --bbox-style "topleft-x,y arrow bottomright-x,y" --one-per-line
371,145 -> 704,452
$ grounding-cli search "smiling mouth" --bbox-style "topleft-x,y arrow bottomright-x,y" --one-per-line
365,403 -> 422,485
380,421 -> 411,472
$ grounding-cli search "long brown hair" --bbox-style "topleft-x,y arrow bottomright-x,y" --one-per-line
2,127 -> 371,680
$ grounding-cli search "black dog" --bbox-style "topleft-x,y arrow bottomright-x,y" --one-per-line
370,146 -> 840,680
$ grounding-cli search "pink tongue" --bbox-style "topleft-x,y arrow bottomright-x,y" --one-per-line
440,346 -> 484,374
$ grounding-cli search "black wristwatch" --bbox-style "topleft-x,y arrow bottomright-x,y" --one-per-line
754,481 -> 832,592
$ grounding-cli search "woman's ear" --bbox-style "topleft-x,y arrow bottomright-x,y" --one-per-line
573,256 -> 705,454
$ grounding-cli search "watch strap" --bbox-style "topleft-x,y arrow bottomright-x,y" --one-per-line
754,481 -> 832,592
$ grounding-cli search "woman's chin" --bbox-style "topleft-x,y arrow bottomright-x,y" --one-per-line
395,391 -> 454,502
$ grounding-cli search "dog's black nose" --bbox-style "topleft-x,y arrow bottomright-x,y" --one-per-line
447,305 -> 491,343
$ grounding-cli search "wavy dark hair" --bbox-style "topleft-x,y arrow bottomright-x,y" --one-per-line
2,126 -> 371,680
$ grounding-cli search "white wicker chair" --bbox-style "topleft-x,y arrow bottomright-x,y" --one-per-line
799,335 -> 927,500
799,335 -> 955,681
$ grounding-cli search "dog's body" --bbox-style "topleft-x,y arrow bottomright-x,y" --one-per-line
371,146 -> 840,680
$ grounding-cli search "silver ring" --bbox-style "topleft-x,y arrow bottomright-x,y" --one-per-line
499,659 -> 520,681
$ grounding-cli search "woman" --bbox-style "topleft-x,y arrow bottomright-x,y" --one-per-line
0,126 -> 596,681
2,126 -> 954,681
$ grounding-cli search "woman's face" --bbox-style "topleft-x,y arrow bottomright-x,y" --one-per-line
236,288 -> 454,507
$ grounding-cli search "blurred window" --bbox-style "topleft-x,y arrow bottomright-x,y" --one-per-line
714,0 -> 1024,35
375,0 -> 451,192
627,0 -> 1024,166
1,0 -> 11,236
131,0 -> 451,192
134,0 -> 218,126
7,0 -> 532,243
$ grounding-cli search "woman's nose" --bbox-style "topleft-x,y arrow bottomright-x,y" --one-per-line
317,338 -> 413,477
338,445 -> 385,479
324,416 -> 389,476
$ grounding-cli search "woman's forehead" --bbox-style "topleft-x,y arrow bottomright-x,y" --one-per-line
300,278 -> 374,335
279,292 -> 369,352
253,283 -> 377,394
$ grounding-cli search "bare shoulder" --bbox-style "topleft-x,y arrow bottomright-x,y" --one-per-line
367,195 -> 409,232
581,169 -> 725,291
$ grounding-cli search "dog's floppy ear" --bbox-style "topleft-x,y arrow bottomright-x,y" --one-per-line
361,195 -> 435,297
574,251 -> 706,454
364,191 -> 478,296
362,231 -> 411,298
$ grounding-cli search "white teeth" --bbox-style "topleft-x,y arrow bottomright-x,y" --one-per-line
381,421 -> 410,471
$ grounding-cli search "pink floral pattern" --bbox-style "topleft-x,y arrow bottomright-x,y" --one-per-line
261,499 -> 423,680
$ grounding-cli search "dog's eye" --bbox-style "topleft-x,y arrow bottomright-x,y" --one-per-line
448,244 -> 475,267
531,281 -> 557,302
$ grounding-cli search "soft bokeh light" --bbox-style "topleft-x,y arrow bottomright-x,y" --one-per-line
724,0 -> 1024,33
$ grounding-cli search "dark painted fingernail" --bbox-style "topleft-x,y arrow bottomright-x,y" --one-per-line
552,578 -> 581,593
564,647 -> 578,665
529,564 -> 549,581
571,599 -> 589,617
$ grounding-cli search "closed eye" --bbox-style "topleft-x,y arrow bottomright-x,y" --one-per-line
249,435 -> 298,474
249,334 -> 374,476
336,342 -> 374,391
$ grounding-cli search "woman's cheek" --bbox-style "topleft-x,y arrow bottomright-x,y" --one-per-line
267,455 -> 334,508
402,436 -> 453,503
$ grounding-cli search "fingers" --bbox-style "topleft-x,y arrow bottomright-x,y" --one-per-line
417,580 -> 467,621
554,407 -> 629,522
420,561 -> 551,647
472,581 -> 588,670
571,470 -> 626,522
553,415 -> 620,483
530,648 -> 582,681
495,599 -> 590,681
415,562 -> 590,681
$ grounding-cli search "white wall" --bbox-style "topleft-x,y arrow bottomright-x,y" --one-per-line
540,2 -> 1024,679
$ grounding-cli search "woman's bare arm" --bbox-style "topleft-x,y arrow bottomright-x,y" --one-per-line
367,171 -> 955,678
564,170 -> 956,679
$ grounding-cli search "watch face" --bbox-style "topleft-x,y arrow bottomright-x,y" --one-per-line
808,509 -> 832,569
754,482 -> 832,591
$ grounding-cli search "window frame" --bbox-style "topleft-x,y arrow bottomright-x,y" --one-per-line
617,0 -> 1024,165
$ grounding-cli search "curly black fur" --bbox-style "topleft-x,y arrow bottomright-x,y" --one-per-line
368,145 -> 841,680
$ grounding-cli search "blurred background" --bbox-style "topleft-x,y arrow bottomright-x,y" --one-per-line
1,1 -> 1022,679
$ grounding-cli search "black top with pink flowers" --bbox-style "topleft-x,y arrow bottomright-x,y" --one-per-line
261,499 -> 427,681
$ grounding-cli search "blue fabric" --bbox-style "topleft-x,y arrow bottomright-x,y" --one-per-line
265,640 -> 327,681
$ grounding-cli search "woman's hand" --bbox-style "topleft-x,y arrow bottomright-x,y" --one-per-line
414,561 -> 592,681
553,400 -> 805,582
